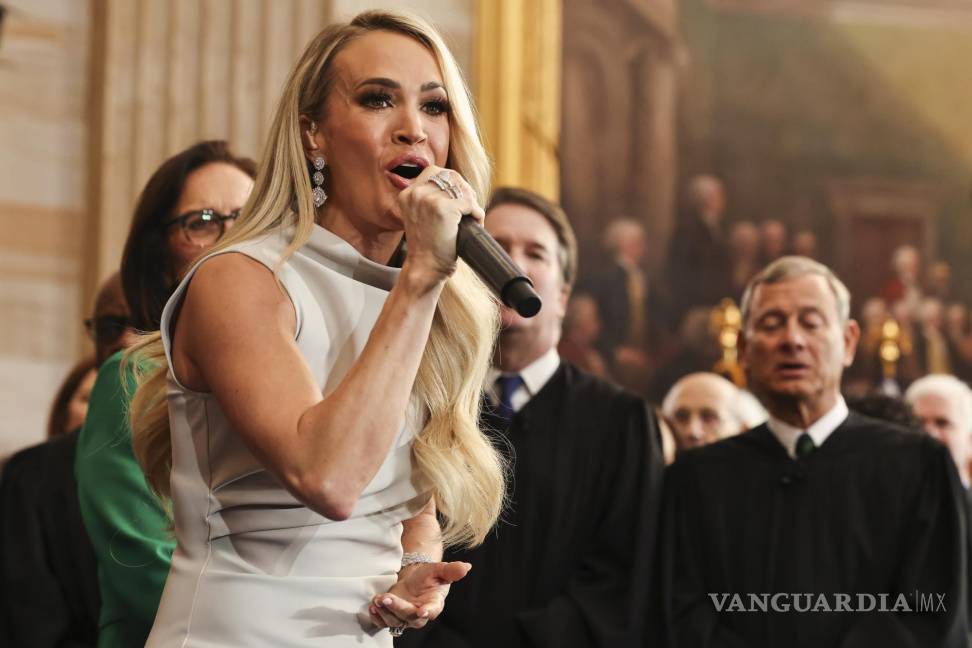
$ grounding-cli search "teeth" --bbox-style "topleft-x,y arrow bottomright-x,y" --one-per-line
400,162 -> 419,167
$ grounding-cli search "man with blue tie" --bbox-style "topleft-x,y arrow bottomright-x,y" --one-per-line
661,256 -> 969,648
399,187 -> 663,648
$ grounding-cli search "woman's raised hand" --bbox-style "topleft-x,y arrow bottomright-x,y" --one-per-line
396,166 -> 484,292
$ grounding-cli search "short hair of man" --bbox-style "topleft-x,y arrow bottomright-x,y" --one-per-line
905,374 -> 972,434
487,186 -> 578,288
740,255 -> 851,325
662,372 -> 737,417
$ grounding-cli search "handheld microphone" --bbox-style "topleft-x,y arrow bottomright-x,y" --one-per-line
457,215 -> 542,317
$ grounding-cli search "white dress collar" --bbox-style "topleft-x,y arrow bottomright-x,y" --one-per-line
487,347 -> 561,406
766,396 -> 849,459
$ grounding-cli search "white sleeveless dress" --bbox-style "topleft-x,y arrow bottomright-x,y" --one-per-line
147,224 -> 427,647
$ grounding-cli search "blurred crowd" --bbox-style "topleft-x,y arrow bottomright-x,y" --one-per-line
561,174 -> 971,425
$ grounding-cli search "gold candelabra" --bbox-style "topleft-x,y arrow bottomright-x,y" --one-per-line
710,298 -> 746,387
876,318 -> 910,381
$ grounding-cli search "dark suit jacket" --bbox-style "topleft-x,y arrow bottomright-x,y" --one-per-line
0,430 -> 100,647
399,361 -> 664,648
581,261 -> 671,361
666,216 -> 730,322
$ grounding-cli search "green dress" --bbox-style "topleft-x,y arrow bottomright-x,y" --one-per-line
75,351 -> 174,647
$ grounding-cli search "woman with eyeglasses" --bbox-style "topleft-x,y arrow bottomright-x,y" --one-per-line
121,140 -> 256,332
76,140 -> 255,648
126,11 -> 505,647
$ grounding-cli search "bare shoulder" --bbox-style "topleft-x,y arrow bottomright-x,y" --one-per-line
171,252 -> 297,391
182,252 -> 296,333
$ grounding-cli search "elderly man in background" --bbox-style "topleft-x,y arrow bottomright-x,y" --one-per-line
661,256 -> 968,648
661,372 -> 765,453
667,175 -> 731,323
906,375 -> 972,642
906,374 -> 972,489
584,217 -> 670,391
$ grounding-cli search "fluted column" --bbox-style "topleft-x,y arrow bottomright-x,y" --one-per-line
475,0 -> 562,201
83,0 -> 330,314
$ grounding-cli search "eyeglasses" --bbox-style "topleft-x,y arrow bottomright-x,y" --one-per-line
163,208 -> 241,246
84,315 -> 133,345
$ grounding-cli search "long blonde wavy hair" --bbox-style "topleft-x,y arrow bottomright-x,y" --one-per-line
128,10 -> 504,548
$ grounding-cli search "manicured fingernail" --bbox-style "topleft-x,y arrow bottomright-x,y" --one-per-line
383,598 -> 393,606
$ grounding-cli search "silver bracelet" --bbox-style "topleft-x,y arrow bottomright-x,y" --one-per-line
401,552 -> 435,569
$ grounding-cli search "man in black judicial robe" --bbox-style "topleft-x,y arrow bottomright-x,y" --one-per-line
399,187 -> 664,648
661,256 -> 968,648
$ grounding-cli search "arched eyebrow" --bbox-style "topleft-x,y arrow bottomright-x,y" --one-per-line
525,241 -> 553,257
356,78 -> 445,92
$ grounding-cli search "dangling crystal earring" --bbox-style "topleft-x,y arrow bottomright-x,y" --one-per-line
312,156 -> 327,208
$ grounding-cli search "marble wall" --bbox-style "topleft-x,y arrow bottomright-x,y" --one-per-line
84,0 -> 332,314
0,0 -> 90,456
330,0 -> 475,81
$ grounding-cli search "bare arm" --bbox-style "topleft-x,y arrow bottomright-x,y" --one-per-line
400,497 -> 444,561
171,166 -> 484,520
369,498 -> 472,631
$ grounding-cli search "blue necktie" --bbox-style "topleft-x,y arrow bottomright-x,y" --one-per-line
495,374 -> 524,423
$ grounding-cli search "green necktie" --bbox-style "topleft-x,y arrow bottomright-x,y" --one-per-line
796,432 -> 816,458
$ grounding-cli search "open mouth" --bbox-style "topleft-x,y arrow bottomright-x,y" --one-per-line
777,362 -> 809,374
389,163 -> 423,180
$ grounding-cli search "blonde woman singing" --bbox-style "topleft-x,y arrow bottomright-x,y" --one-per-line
128,10 -> 505,647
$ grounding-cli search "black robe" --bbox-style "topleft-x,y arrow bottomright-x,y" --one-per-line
660,412 -> 968,648
0,430 -> 100,647
399,361 -> 664,647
